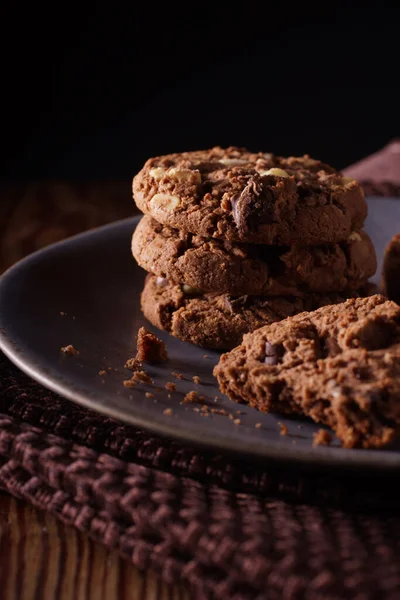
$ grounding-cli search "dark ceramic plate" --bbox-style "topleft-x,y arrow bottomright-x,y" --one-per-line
1,197 -> 400,473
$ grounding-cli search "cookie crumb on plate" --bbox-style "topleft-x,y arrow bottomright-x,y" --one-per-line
163,408 -> 173,416
123,370 -> 153,388
171,372 -> 183,379
61,344 -> 79,356
279,423 -> 289,436
165,382 -> 176,392
183,391 -> 202,404
124,357 -> 143,371
313,429 -> 333,447
192,376 -> 201,384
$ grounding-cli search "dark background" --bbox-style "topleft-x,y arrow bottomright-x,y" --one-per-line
2,2 -> 399,182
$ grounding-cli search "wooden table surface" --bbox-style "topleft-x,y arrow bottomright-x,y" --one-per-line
0,182 -> 189,599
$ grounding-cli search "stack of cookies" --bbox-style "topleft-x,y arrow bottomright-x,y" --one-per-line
131,147 -> 376,350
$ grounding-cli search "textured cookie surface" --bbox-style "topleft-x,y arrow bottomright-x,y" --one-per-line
132,147 -> 367,245
141,274 -> 369,350
214,295 -> 400,448
382,233 -> 400,305
132,215 -> 376,296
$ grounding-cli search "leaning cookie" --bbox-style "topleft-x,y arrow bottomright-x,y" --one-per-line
214,295 -> 400,448
132,215 -> 376,296
141,274 -> 370,351
132,147 -> 367,245
382,233 -> 400,305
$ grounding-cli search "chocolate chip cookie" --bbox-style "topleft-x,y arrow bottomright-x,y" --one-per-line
214,295 -> 400,448
132,215 -> 376,296
382,233 -> 400,305
141,274 -> 369,350
132,147 -> 367,245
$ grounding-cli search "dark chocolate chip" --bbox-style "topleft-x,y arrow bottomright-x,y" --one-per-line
231,177 -> 275,235
264,340 -> 284,365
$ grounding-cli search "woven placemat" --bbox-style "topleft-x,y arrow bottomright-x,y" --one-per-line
1,142 -> 400,599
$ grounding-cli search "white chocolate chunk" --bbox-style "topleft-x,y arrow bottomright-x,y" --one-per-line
168,167 -> 201,183
150,193 -> 180,211
181,284 -> 203,295
149,167 -> 166,181
219,158 -> 248,167
348,232 -> 362,242
259,168 -> 290,178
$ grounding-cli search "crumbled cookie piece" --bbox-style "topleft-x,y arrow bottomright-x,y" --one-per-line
215,295 -> 400,449
279,423 -> 289,436
255,423 -> 262,429
60,311 -> 67,316
136,326 -> 168,362
233,418 -> 241,425
165,382 -> 176,392
192,376 -> 201,384
171,372 -> 183,379
98,370 -> 106,376
382,233 -> 400,305
313,430 -> 333,447
61,345 -> 79,356
124,357 -> 143,371
145,392 -> 155,399
163,408 -> 173,416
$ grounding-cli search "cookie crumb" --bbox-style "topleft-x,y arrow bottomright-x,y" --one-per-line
210,408 -> 229,416
236,410 -> 242,415
124,370 -> 153,388
60,311 -> 66,316
229,414 -> 234,420
193,407 -> 201,412
61,345 -> 79,356
165,382 -> 176,392
203,355 -> 209,358
137,327 -> 168,363
278,423 -> 289,436
233,418 -> 241,425
171,372 -> 183,380
163,408 -> 173,416
192,376 -> 201,384
145,392 -> 155,399
98,370 -> 106,376
313,429 -> 333,447
123,379 -> 136,388
124,357 -> 143,371
255,423 -> 262,429
183,391 -> 202,404
214,396 -> 219,402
